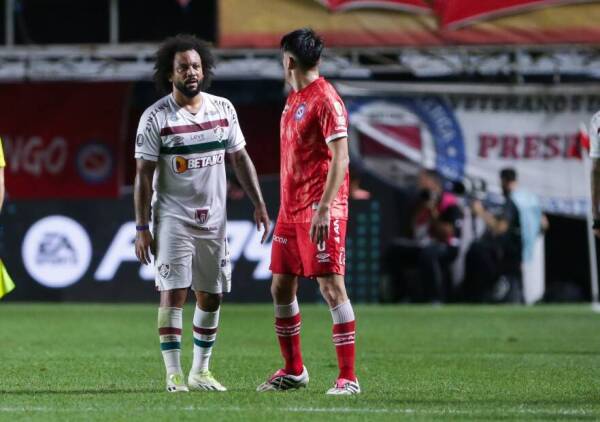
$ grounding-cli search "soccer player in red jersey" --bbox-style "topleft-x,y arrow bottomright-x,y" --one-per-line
257,28 -> 359,395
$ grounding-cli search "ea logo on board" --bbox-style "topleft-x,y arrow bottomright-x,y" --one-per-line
76,142 -> 113,184
295,103 -> 306,121
22,215 -> 92,288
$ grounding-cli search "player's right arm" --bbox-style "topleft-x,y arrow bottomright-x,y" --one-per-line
134,159 -> 156,265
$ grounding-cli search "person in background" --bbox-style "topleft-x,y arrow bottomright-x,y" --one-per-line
469,168 -> 526,302
349,164 -> 371,200
411,169 -> 463,302
384,169 -> 464,303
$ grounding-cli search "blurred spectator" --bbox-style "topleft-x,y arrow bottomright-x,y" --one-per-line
464,168 -> 543,303
227,178 -> 246,200
383,169 -> 464,303
226,166 -> 246,200
349,165 -> 371,200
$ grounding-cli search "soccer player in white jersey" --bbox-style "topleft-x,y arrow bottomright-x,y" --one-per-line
134,35 -> 270,393
590,112 -> 600,236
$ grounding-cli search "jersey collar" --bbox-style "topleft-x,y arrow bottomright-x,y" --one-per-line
294,76 -> 324,95
169,92 -> 207,121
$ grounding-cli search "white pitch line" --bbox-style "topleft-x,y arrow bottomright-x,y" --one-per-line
0,405 -> 594,417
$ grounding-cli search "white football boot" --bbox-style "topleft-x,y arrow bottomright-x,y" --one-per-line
188,370 -> 227,392
326,378 -> 361,395
166,373 -> 189,393
257,366 -> 309,392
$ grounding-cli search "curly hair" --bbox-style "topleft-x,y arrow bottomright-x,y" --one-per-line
153,34 -> 215,94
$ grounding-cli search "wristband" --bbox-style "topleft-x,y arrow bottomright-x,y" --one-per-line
594,219 -> 600,230
136,224 -> 150,231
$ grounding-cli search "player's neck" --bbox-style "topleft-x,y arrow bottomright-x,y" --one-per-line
172,90 -> 203,114
290,70 -> 320,92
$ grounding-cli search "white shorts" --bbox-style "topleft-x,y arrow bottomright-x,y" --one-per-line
154,219 -> 232,294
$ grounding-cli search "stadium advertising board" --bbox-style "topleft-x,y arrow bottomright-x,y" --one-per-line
2,188 -> 381,302
0,83 -> 129,199
219,0 -> 600,47
340,82 -> 599,216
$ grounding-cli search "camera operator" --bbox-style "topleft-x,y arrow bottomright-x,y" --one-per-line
384,169 -> 463,303
466,168 -> 523,302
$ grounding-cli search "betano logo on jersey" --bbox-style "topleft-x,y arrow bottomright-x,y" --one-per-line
172,152 -> 224,174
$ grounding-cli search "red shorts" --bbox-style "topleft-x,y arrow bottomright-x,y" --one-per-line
270,219 -> 347,278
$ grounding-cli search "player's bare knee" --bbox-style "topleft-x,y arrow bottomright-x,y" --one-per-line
318,284 -> 339,307
318,279 -> 348,307
196,292 -> 222,312
270,283 -> 281,300
160,288 -> 187,308
271,282 -> 293,303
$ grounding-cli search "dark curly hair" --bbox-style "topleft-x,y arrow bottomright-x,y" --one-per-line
153,34 -> 215,94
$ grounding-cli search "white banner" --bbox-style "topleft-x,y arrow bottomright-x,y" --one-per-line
339,82 -> 600,216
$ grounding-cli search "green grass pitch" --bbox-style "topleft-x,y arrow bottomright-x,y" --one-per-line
1,303 -> 600,421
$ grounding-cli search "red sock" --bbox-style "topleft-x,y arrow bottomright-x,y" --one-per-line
275,314 -> 303,375
333,320 -> 356,380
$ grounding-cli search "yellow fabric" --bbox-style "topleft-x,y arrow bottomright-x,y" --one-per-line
219,0 -> 436,47
0,260 -> 15,299
219,1 -> 600,47
0,137 -> 4,168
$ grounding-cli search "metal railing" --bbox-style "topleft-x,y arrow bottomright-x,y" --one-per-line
1,44 -> 600,82
3,0 -> 600,81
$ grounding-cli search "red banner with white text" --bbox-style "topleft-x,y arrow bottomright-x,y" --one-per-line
0,82 -> 130,199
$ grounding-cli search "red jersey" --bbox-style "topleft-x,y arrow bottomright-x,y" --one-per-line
278,77 -> 349,223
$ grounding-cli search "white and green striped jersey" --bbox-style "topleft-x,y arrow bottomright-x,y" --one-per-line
135,93 -> 246,238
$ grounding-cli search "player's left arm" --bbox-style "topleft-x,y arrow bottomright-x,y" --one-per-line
311,138 -> 349,245
229,147 -> 270,243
